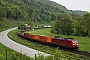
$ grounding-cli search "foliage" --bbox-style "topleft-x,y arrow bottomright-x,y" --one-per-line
51,12 -> 90,37
73,12 -> 90,36
0,0 -> 71,22
51,13 -> 73,35
0,0 -> 85,22
0,20 -> 31,32
18,24 -> 27,30
83,12 -> 90,36
36,48 -> 66,60
73,14 -> 86,36
53,48 -> 65,60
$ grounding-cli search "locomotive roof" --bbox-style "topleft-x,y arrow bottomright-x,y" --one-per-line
54,36 -> 74,40
53,37 -> 68,40
72,39 -> 78,43
53,37 -> 76,41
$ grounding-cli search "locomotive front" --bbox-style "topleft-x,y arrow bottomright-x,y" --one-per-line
71,39 -> 79,49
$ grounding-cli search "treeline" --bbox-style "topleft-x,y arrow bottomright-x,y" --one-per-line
51,12 -> 90,37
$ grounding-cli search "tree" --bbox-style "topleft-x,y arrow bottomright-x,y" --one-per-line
83,12 -> 90,36
51,21 -> 56,33
73,14 -> 83,36
54,20 -> 61,34
52,13 -> 73,35
0,6 -> 7,20
73,14 -> 89,36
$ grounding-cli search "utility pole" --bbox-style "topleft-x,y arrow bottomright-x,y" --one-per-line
35,54 -> 36,60
6,50 -> 8,60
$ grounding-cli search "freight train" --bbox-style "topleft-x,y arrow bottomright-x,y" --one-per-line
18,30 -> 79,49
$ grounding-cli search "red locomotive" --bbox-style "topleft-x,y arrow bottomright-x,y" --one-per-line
18,31 -> 79,49
51,36 -> 78,49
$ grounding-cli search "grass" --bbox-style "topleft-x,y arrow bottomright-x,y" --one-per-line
29,28 -> 90,53
8,28 -> 90,60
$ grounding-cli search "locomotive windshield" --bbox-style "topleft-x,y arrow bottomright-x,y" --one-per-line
72,40 -> 78,43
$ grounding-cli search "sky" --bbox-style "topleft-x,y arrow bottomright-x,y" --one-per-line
50,0 -> 90,12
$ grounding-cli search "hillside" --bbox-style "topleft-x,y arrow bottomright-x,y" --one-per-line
0,0 -> 74,22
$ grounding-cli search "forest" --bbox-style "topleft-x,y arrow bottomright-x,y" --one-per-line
0,0 -> 71,22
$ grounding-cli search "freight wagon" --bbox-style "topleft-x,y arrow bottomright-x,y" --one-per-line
39,35 -> 52,43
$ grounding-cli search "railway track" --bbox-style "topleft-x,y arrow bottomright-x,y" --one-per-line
71,50 -> 90,57
59,47 -> 90,57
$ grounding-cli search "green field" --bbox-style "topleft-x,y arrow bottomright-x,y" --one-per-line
29,28 -> 90,53
8,28 -> 90,60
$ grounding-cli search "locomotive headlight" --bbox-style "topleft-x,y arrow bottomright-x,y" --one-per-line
77,44 -> 78,45
73,44 -> 75,45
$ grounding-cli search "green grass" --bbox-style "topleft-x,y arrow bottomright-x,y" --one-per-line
8,28 -> 90,60
29,28 -> 90,53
